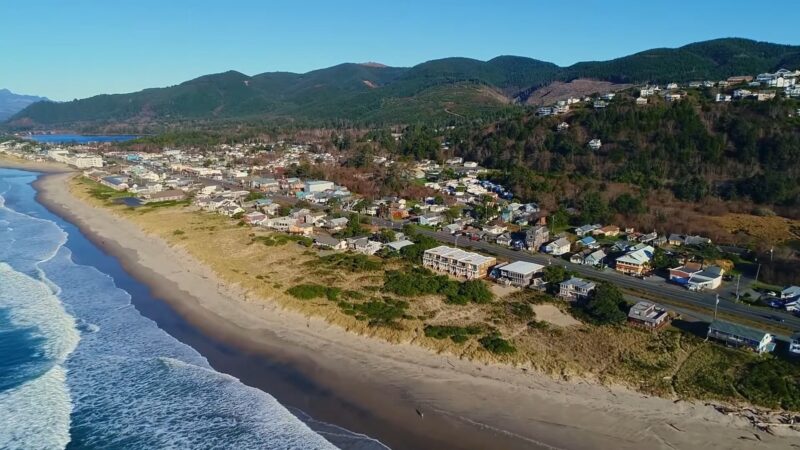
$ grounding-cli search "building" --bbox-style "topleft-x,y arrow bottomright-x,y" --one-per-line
790,332 -> 800,355
707,320 -> 775,354
559,277 -> 596,301
715,93 -> 732,102
304,180 -> 335,193
615,244 -> 654,275
780,286 -> 800,301
525,225 -> 550,252
141,189 -> 185,203
72,154 -> 104,168
497,261 -> 544,287
100,176 -> 129,191
583,249 -> 606,267
313,234 -> 346,250
544,237 -> 571,256
588,139 -> 602,150
423,246 -> 496,279
346,237 -> 383,255
627,301 -> 669,329
635,97 -> 648,105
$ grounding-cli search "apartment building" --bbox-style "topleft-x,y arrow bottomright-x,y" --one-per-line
423,246 -> 496,279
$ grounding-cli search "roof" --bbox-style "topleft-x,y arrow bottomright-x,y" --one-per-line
500,261 -> 544,276
424,245 -> 495,266
627,301 -> 668,323
709,320 -> 769,342
549,237 -> 571,248
617,245 -> 654,266
314,235 -> 342,246
386,239 -> 414,251
561,277 -> 596,290
782,286 -> 800,298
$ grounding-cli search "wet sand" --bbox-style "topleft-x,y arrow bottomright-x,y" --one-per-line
25,167 -> 797,450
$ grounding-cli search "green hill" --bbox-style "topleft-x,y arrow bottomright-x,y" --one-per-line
7,38 -> 800,129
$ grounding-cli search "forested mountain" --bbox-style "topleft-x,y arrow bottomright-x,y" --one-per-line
429,91 -> 800,212
0,89 -> 48,121
7,38 -> 800,130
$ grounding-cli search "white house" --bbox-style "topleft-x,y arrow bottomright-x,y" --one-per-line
304,180 -> 335,193
497,261 -> 544,287
559,277 -> 596,301
544,237 -> 571,256
588,139 -> 602,150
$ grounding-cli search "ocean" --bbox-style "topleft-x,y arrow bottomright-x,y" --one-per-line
0,168 -> 382,450
26,135 -> 139,144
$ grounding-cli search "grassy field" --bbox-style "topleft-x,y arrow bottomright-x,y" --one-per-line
71,176 -> 800,412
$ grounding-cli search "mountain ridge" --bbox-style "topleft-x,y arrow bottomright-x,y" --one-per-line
8,37 -> 800,129
0,89 -> 49,121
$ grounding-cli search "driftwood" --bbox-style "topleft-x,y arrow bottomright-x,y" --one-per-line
707,403 -> 800,435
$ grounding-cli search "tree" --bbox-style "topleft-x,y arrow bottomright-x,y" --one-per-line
377,229 -> 396,243
549,207 -> 569,232
584,283 -> 627,325
651,248 -> 679,270
611,193 -> 646,215
579,191 -> 610,224
543,265 -> 568,285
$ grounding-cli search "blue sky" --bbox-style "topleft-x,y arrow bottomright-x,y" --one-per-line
2,0 -> 798,101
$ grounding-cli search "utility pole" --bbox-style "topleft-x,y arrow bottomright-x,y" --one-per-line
755,262 -> 762,283
713,294 -> 720,322
735,274 -> 741,302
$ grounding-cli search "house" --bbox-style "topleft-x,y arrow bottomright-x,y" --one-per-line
544,237 -> 571,256
323,217 -> 349,231
685,266 -> 725,290
593,100 -> 607,109
715,93 -> 732,102
593,225 -> 620,237
669,263 -> 703,285
559,277 -> 596,301
664,93 -> 683,102
497,261 -> 544,287
636,97 -> 648,105
288,223 -> 315,236
261,216 -> 296,231
304,212 -> 326,225
570,252 -> 588,264
556,122 -> 570,132
575,224 -> 601,237
251,177 -> 280,192
790,332 -> 800,355
422,246 -> 497,279
537,107 -> 553,116
584,249 -> 606,267
780,286 -> 800,301
627,301 -> 669,329
384,239 -> 414,252
588,139 -> 602,150
141,189 -> 185,203
707,320 -> 775,354
444,223 -> 463,235
101,176 -> 129,191
495,233 -> 513,247
418,214 -> 443,227
525,225 -> 550,252
313,234 -> 346,250
346,237 -> 383,255
304,180 -> 335,193
615,244 -> 654,275
243,211 -> 267,224
578,236 -> 599,249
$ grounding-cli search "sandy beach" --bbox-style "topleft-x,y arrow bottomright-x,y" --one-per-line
24,168 -> 798,449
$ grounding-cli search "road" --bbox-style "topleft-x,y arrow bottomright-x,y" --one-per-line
412,228 -> 800,333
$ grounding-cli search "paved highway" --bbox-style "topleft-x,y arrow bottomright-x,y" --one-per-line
413,228 -> 800,333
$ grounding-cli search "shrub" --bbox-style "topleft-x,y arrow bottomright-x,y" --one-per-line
286,284 -> 341,301
351,299 -> 409,326
424,325 -> 482,343
383,268 -> 494,304
582,283 -> 627,325
316,253 -> 382,272
479,333 -> 516,354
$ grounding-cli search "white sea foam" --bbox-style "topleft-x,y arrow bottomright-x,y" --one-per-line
0,169 -> 353,450
0,366 -> 72,450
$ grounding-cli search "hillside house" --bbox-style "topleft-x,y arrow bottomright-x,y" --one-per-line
313,234 -> 346,250
588,139 -> 602,150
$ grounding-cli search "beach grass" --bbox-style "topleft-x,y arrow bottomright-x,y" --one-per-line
68,174 -> 800,412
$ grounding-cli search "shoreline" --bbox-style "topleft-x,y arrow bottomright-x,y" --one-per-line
20,165 -> 797,449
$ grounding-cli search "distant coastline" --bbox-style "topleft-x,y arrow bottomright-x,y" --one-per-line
20,167 -> 800,450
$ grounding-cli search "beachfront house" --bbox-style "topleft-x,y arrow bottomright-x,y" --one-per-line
423,246 -> 496,279
525,225 -> 550,252
627,301 -> 669,329
559,277 -> 596,301
707,320 -> 775,353
497,261 -> 544,287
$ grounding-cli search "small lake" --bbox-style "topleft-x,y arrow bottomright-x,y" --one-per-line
27,134 -> 140,144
